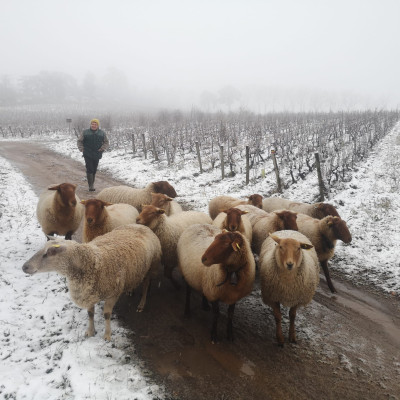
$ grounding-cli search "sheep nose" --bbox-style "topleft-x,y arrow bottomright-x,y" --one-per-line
286,262 -> 293,270
71,200 -> 77,206
201,255 -> 207,263
87,218 -> 93,224
229,225 -> 237,231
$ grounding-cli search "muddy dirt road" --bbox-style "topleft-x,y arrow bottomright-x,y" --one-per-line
1,141 -> 400,400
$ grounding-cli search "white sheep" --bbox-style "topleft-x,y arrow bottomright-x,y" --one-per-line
262,197 -> 341,219
36,183 -> 84,240
81,198 -> 139,242
259,230 -> 319,346
208,194 -> 263,220
136,205 -> 212,286
296,213 -> 352,293
22,224 -> 162,341
212,207 -> 252,243
178,224 -> 256,343
97,181 -> 177,212
150,192 -> 183,215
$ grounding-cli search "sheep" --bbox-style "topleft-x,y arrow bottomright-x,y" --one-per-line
296,214 -> 352,293
22,224 -> 162,341
177,224 -> 256,343
212,207 -> 252,243
150,192 -> 183,215
251,210 -> 298,255
36,183 -> 84,240
259,230 -> 319,346
80,198 -> 139,242
262,197 -> 341,219
97,181 -> 177,212
208,194 -> 263,220
136,205 -> 212,286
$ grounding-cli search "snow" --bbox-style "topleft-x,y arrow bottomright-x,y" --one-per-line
0,121 -> 399,398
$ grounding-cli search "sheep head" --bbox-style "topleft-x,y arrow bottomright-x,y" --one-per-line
201,231 -> 244,269
136,205 -> 165,228
275,210 -> 298,231
22,238 -> 69,275
270,233 -> 313,271
248,194 -> 263,209
48,183 -> 78,207
326,216 -> 352,243
81,199 -> 112,226
222,208 -> 247,232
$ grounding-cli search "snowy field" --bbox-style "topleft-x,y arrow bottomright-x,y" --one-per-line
0,121 -> 399,399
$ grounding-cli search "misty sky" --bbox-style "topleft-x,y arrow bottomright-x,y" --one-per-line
1,0 -> 400,110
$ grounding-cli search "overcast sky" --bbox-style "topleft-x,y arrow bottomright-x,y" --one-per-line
1,0 -> 400,110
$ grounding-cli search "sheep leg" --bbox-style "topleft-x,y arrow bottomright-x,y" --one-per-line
85,305 -> 95,337
227,303 -> 236,341
289,306 -> 297,343
65,231 -> 73,240
164,266 -> 181,290
184,283 -> 192,318
211,301 -> 220,344
137,275 -> 151,312
272,302 -> 284,347
202,295 -> 211,311
321,260 -> 337,293
103,296 -> 119,341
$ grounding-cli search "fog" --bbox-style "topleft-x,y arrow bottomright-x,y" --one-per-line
1,0 -> 400,112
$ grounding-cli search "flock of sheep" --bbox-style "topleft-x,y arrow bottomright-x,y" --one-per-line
22,180 -> 352,346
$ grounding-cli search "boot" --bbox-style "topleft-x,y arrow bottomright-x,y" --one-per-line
87,173 -> 95,191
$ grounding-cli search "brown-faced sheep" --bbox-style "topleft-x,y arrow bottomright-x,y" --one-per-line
259,230 -> 319,346
212,208 -> 253,243
97,181 -> 177,212
81,198 -> 139,242
150,192 -> 183,215
296,214 -> 352,293
22,224 -> 162,341
208,194 -> 263,220
262,197 -> 341,219
252,210 -> 298,255
136,205 -> 212,287
178,224 -> 255,343
36,183 -> 84,240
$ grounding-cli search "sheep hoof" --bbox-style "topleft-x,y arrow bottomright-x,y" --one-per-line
136,307 -> 144,313
85,329 -> 95,338
103,334 -> 111,341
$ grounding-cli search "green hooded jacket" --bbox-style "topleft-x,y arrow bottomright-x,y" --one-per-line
77,128 -> 109,159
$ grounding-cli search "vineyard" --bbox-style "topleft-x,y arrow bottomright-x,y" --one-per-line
1,106 -> 399,197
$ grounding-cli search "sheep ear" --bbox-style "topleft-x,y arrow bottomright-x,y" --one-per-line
46,234 -> 56,241
300,243 -> 313,250
103,201 -> 113,207
80,200 -> 87,205
157,208 -> 166,214
222,229 -> 228,233
48,184 -> 60,191
47,244 -> 66,257
269,233 -> 280,244
232,241 -> 241,252
240,210 -> 249,215
166,196 -> 173,202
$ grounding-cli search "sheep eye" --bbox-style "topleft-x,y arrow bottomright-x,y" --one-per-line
42,253 -> 48,259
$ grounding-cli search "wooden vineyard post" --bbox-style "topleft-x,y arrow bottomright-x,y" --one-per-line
219,144 -> 225,179
142,133 -> 147,159
195,141 -> 203,173
152,138 -> 159,161
246,146 -> 250,185
131,133 -> 136,154
271,149 -> 282,193
315,152 -> 325,201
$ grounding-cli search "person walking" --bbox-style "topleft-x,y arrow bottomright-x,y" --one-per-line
77,119 -> 109,191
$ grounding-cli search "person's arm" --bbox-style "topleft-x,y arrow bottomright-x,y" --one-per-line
77,131 -> 84,152
99,132 -> 110,152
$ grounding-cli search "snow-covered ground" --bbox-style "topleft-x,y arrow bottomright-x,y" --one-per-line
0,121 -> 399,399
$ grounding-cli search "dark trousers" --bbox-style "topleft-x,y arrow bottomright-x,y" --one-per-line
84,156 -> 100,174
